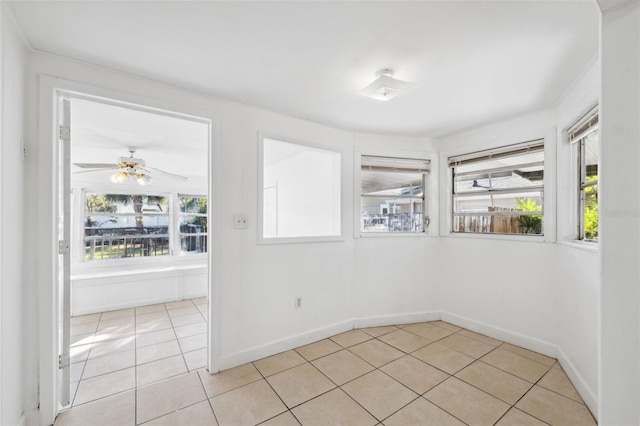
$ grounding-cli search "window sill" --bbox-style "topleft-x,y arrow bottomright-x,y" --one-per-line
71,262 -> 207,282
443,232 -> 547,243
558,240 -> 599,253
72,253 -> 207,276
258,236 -> 345,245
358,232 -> 433,239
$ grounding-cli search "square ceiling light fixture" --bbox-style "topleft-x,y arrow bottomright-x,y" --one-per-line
361,69 -> 414,101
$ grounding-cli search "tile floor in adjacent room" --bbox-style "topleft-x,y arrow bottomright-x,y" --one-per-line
56,299 -> 597,425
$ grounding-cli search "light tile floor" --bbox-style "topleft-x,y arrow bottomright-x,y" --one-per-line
56,301 -> 597,425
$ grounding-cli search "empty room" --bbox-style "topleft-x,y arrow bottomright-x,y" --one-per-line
0,1 -> 638,425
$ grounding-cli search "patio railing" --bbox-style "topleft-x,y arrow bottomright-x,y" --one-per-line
84,226 -> 169,260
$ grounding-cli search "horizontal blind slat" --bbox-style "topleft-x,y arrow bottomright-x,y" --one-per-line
448,139 -> 544,167
568,105 -> 599,143
362,155 -> 430,173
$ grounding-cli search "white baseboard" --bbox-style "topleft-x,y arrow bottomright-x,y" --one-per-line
218,311 -> 439,371
557,347 -> 598,419
71,293 -> 207,316
71,265 -> 207,316
353,311 -> 440,328
440,311 -> 557,358
217,319 -> 353,370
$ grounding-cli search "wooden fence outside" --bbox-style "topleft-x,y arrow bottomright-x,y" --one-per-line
454,207 -> 526,234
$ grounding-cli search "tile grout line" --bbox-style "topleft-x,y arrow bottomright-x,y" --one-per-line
366,336 -> 466,425
502,365 -> 559,426
506,358 -> 596,426
434,342 -> 540,424
194,368 -> 221,426
301,335 -> 415,424
69,312 -> 102,409
67,315 -> 139,410
252,343 -> 384,424
165,300 -> 191,376
358,329 -> 543,426
251,359 -> 296,423
135,300 -> 203,425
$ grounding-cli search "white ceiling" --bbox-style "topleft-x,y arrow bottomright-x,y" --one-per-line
70,98 -> 209,181
8,1 -> 599,137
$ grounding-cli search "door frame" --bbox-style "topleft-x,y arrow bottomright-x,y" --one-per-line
37,75 -> 221,425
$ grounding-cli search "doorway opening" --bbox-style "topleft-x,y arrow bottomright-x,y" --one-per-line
57,94 -> 211,411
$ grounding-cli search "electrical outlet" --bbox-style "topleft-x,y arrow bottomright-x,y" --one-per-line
233,214 -> 248,229
294,297 -> 302,309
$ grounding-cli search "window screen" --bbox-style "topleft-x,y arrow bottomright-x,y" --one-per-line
449,140 -> 544,235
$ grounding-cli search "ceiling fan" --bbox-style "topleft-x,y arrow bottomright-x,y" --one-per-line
73,149 -> 188,185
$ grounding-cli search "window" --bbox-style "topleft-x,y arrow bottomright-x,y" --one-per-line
83,192 -> 208,261
262,138 -> 341,239
569,107 -> 598,241
84,193 -> 170,260
360,155 -> 430,233
179,195 -> 208,253
449,140 -> 545,235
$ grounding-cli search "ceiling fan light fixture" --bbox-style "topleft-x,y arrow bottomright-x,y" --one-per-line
361,69 -> 414,101
136,174 -> 152,186
76,149 -> 187,185
110,171 -> 129,184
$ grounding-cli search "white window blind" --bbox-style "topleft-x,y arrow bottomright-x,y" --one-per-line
448,140 -> 544,167
448,140 -> 545,235
568,106 -> 598,144
361,155 -> 430,174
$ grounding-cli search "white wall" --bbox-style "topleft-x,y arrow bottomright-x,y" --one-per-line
22,51 -> 435,425
435,99 -> 600,415
0,6 -> 27,426
436,110 -> 560,351
70,265 -> 207,316
554,57 -> 600,412
598,2 -> 640,424
352,133 -> 441,326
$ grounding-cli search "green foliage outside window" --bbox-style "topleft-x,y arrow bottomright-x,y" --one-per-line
515,198 -> 543,234
85,194 -> 117,227
180,197 -> 207,226
584,176 -> 598,240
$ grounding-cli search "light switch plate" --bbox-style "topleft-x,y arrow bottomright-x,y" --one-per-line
233,214 -> 248,229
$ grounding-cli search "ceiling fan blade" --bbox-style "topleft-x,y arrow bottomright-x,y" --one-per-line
74,162 -> 119,169
73,168 -> 119,175
149,167 -> 189,181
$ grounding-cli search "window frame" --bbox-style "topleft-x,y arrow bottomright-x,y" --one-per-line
177,194 -> 209,255
359,155 -> 431,235
81,190 -> 171,262
79,189 -> 208,262
446,139 -> 548,239
258,134 -> 345,245
355,148 -> 437,239
569,106 -> 599,242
